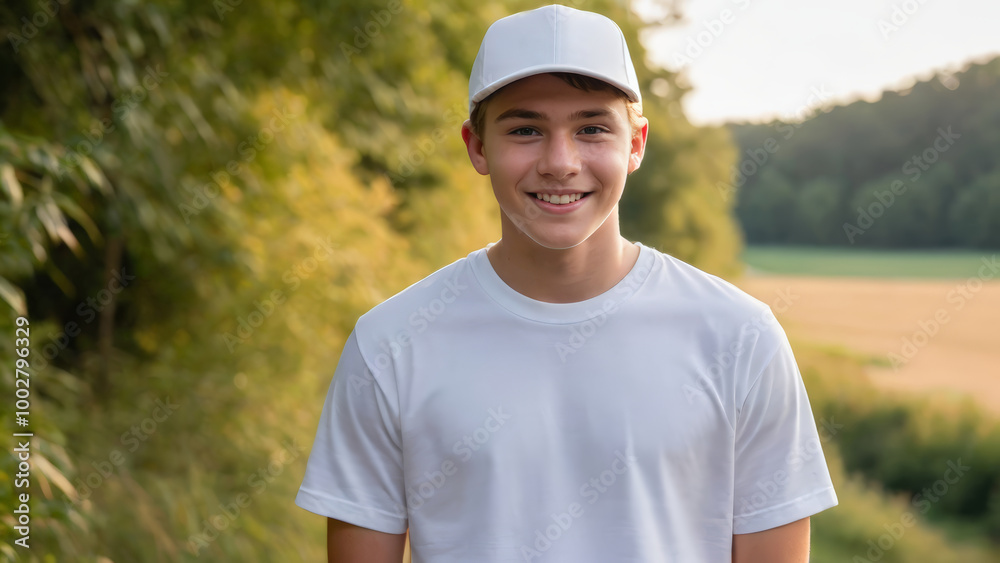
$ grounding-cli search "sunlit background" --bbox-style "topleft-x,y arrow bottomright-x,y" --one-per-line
638,0 -> 1000,124
1,0 -> 998,561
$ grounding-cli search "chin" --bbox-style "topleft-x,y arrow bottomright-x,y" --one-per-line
521,229 -> 591,251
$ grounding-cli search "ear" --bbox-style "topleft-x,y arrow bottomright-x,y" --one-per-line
462,120 -> 490,176
627,117 -> 649,175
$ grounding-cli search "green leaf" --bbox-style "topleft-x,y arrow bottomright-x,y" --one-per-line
78,157 -> 113,195
52,191 -> 103,245
0,163 -> 23,208
0,275 -> 26,315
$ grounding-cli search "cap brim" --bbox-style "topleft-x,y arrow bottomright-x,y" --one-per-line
470,66 -> 641,113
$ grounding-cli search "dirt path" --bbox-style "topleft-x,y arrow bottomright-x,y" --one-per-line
734,275 -> 1000,414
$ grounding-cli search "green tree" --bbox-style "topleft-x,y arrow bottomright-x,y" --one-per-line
737,168 -> 796,243
948,167 -> 1000,248
792,177 -> 845,244
730,55 -> 1000,248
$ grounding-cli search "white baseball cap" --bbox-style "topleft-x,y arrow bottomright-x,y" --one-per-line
468,4 -> 642,115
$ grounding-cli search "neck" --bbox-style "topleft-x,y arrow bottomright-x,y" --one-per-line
486,213 -> 640,303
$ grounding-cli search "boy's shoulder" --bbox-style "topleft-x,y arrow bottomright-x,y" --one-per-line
355,248 -> 480,337
643,244 -> 771,317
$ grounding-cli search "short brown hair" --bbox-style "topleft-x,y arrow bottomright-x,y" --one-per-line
469,72 -> 644,140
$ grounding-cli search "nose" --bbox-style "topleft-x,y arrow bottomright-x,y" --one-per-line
536,132 -> 581,179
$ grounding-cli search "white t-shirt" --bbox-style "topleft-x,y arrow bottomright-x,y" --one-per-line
296,242 -> 838,562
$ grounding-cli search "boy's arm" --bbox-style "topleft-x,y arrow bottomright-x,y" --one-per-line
327,518 -> 406,563
730,319 -> 836,556
732,516 -> 810,563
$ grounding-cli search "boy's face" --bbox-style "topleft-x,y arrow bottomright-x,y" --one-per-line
463,73 -> 647,250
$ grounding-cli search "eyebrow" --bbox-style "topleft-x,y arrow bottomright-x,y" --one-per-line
494,108 -> 615,123
495,108 -> 543,122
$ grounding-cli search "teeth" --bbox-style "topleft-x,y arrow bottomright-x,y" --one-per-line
535,193 -> 585,204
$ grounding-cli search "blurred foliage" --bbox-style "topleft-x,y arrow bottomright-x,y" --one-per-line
798,342 -> 1000,553
811,444 -> 998,563
729,56 -> 1000,249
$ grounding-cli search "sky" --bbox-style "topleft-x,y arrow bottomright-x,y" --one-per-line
635,0 -> 1000,125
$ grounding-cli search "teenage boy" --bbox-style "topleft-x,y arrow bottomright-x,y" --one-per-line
296,5 -> 838,562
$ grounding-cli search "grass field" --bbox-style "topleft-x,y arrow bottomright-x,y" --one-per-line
742,246 -> 998,278
736,246 -> 1000,414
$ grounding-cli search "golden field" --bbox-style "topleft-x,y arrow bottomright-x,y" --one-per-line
736,275 -> 1000,414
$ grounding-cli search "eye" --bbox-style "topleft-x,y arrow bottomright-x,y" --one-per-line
509,127 -> 538,136
581,126 -> 608,135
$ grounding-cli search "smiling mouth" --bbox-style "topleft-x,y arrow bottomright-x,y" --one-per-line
532,192 -> 591,205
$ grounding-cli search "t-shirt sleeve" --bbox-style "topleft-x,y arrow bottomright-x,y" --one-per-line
732,325 -> 838,534
295,329 -> 408,534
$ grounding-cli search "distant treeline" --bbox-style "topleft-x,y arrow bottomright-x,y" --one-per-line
727,56 -> 1000,249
